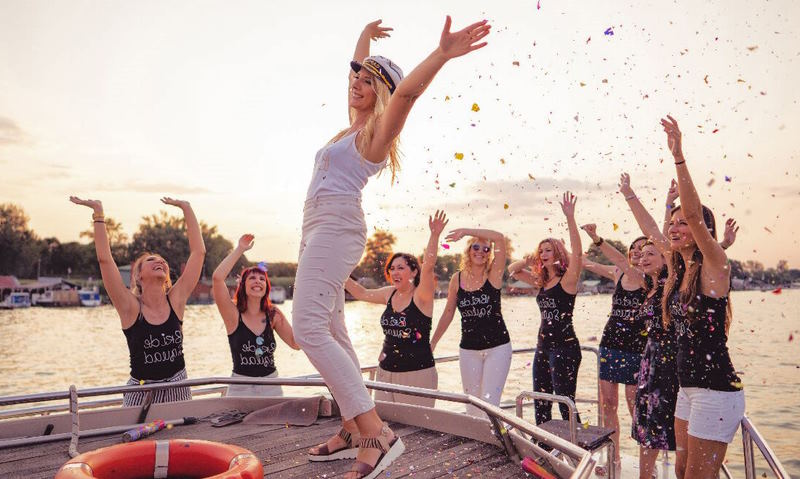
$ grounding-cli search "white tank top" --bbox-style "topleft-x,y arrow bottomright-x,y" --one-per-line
305,131 -> 387,200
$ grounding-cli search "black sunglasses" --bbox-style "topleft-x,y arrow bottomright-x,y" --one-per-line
471,244 -> 491,253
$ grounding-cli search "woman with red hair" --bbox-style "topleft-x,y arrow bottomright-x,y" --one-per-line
213,234 -> 299,397
508,192 -> 583,425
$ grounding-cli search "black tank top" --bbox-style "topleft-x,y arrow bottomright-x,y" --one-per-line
599,275 -> 647,353
228,310 -> 277,377
456,273 -> 510,350
668,291 -> 742,391
123,296 -> 185,380
535,279 -> 579,350
378,291 -> 435,372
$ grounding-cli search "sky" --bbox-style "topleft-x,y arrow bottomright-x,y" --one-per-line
1,0 -> 799,268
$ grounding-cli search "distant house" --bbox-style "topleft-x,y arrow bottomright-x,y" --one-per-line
506,279 -> 537,296
0,275 -> 81,305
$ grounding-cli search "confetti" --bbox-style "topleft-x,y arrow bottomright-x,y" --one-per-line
448,182 -> 456,188
707,178 -> 716,187
444,95 -> 450,101
772,287 -> 782,294
712,129 -> 719,133
764,227 -> 773,234
471,103 -> 480,112
604,27 -> 614,36
512,60 -> 520,66
613,223 -> 619,231
503,203 -> 509,210
704,74 -> 709,84
454,152 -> 464,160
139,380 -> 145,385
789,333 -> 794,342
537,0 -> 541,9
724,176 -> 732,182
415,331 -> 422,340
441,243 -> 450,250
582,420 -> 590,429
528,173 -> 535,180
257,261 -> 268,272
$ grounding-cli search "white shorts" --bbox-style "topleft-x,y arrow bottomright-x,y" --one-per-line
227,371 -> 284,397
674,387 -> 745,443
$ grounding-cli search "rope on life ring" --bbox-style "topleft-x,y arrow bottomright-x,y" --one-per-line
55,439 -> 262,479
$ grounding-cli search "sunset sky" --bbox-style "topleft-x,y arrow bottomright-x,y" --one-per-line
2,0 -> 798,268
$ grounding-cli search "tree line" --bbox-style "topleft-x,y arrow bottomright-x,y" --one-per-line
1,203 -> 797,288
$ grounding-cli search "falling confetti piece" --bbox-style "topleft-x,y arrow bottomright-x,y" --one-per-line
789,333 -> 794,342
725,176 -> 732,182
604,27 -> 614,36
582,420 -> 590,429
512,60 -> 520,66
444,95 -> 450,101
580,82 -> 586,87
764,227 -> 773,233
528,173 -> 535,180
747,45 -> 758,51
503,203 -> 509,210
471,103 -> 480,112
500,158 -> 506,164
415,331 -> 422,340
707,178 -> 716,187
257,261 -> 268,271
712,129 -> 719,133
613,223 -> 619,231
454,152 -> 464,160
441,243 -> 450,249
772,287 -> 782,294
703,74 -> 709,84
537,0 -> 541,9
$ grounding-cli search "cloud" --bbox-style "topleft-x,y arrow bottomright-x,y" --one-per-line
92,180 -> 215,195
0,117 -> 28,146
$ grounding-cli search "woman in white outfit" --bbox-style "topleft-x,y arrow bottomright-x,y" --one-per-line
295,17 -> 491,479
430,228 -> 511,416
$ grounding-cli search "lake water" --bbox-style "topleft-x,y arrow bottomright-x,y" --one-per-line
1,290 -> 798,475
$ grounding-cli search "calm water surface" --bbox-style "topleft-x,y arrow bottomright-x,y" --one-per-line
1,290 -> 798,475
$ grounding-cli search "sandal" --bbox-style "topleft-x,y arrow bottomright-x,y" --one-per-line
346,425 -> 405,479
307,427 -> 359,462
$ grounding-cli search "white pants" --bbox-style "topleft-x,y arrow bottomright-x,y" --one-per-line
292,195 -> 374,420
459,342 -> 513,416
226,371 -> 284,397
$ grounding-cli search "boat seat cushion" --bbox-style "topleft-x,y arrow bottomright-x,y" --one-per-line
538,420 -> 615,451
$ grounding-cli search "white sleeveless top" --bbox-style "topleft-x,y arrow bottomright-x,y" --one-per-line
305,131 -> 387,200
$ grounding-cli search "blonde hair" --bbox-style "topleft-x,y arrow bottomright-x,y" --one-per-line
130,252 -> 173,296
330,76 -> 401,184
459,237 -> 494,277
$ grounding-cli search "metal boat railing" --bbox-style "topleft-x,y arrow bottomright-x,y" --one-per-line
0,346 -> 790,477
0,377 -> 598,479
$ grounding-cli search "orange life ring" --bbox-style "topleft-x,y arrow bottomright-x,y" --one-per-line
55,439 -> 262,479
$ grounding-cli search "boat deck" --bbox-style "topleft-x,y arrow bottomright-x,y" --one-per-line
0,416 -> 527,478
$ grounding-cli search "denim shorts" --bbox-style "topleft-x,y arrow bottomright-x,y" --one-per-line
599,346 -> 642,385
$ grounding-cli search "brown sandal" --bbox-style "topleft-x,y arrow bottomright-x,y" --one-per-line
346,426 -> 405,479
307,427 -> 360,462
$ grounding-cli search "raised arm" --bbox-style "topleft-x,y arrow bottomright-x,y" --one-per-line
445,227 -> 506,287
662,115 -> 729,291
70,197 -> 138,326
581,223 -> 641,282
416,211 -> 448,315
163,198 -> 206,312
508,255 -> 541,288
662,179 -> 679,236
581,256 -> 619,282
212,234 -> 252,334
350,20 -> 393,119
344,277 -> 394,305
271,308 -> 301,350
560,192 -> 582,294
430,274 -> 459,353
619,173 -> 671,256
363,17 -> 490,162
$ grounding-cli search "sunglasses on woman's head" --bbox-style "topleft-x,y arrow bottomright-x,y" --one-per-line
471,244 -> 491,253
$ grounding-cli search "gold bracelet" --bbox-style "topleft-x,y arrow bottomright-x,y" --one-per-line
92,212 -> 105,221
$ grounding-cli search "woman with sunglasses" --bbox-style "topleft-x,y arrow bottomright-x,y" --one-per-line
344,211 -> 447,407
295,17 -> 490,479
508,192 -> 582,425
212,234 -> 300,397
430,226 -> 510,416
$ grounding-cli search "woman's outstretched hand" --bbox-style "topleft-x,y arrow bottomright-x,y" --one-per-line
429,210 -> 449,236
161,197 -> 190,210
560,191 -> 577,217
70,196 -> 103,214
237,234 -> 255,252
661,115 -> 684,160
363,19 -> 393,41
619,173 -> 634,198
438,16 -> 490,60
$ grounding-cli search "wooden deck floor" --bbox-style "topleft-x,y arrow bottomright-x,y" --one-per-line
0,417 -> 528,478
